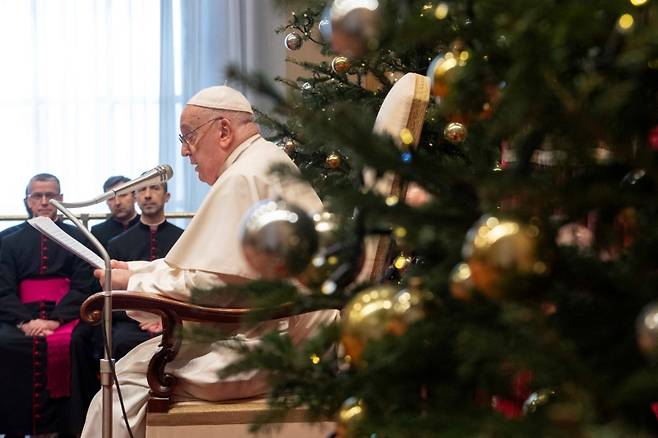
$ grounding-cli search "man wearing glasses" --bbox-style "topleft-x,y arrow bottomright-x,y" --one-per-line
0,173 -> 96,437
81,86 -> 340,437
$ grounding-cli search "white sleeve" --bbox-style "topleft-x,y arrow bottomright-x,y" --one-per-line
125,258 -> 227,323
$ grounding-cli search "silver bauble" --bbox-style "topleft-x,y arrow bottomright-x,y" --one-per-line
240,199 -> 318,279
443,122 -> 468,145
284,32 -> 303,51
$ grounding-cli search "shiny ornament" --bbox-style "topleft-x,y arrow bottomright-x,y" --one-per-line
462,215 -> 547,299
443,122 -> 468,144
523,389 -> 556,414
341,283 -> 431,366
301,82 -> 313,93
331,56 -> 352,74
336,397 -> 365,438
327,0 -> 382,58
636,301 -> 658,361
325,152 -> 342,169
449,262 -> 474,301
240,199 -> 318,279
284,32 -> 303,51
341,284 -> 399,366
276,137 -> 296,156
427,50 -> 468,97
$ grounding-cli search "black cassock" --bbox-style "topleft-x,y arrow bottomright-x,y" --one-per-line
106,220 -> 184,358
0,223 -> 23,244
68,220 -> 183,434
90,214 -> 140,248
0,221 -> 95,436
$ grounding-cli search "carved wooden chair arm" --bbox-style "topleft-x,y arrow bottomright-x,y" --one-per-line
80,291 -> 291,413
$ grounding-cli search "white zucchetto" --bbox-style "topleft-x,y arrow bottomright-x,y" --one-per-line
187,85 -> 254,114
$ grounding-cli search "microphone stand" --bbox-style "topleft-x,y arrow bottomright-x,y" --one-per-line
45,165 -> 172,437
50,199 -> 113,438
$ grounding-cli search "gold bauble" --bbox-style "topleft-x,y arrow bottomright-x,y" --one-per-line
336,397 -> 365,438
341,285 -> 399,366
427,50 -> 468,97
326,152 -> 342,169
461,215 -> 547,299
331,56 -> 352,74
443,122 -> 467,144
341,283 -> 431,366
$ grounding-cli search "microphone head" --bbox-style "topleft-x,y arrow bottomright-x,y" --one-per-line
157,164 -> 174,182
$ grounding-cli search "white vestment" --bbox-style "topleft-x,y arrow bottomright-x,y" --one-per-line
81,135 -> 340,438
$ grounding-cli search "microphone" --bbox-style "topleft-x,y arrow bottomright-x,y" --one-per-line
108,164 -> 174,197
55,164 -> 174,208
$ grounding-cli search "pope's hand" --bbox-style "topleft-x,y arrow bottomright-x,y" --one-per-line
94,260 -> 131,289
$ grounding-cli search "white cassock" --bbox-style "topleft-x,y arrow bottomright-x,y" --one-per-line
81,134 -> 340,438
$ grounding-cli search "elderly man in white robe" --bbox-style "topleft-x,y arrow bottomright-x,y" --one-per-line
81,86 -> 339,438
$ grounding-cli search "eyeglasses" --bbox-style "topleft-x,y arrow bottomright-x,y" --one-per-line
27,192 -> 60,201
178,117 -> 223,146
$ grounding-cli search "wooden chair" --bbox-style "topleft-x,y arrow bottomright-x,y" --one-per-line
80,291 -> 334,437
78,72 -> 430,436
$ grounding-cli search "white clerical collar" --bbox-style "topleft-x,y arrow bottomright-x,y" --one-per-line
219,134 -> 261,175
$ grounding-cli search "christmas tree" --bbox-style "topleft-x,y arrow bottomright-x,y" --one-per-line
200,0 -> 658,436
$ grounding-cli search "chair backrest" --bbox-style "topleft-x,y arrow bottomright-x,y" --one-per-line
359,73 -> 430,282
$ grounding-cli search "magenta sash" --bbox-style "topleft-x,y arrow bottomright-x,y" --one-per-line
19,278 -> 78,398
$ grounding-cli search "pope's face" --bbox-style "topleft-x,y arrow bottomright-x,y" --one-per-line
179,106 -> 225,185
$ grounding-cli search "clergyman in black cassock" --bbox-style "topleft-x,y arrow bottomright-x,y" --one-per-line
107,220 -> 183,358
0,174 -> 96,436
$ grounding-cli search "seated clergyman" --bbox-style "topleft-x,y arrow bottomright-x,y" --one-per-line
0,173 -> 96,437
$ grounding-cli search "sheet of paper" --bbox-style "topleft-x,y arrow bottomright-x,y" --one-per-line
28,216 -> 105,269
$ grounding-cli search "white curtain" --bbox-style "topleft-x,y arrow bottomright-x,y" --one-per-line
0,0 -> 162,217
159,0 -> 286,212
0,0 -> 285,223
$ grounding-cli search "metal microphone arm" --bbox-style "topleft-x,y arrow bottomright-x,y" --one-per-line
47,164 -> 173,438
58,164 -> 174,208
50,199 -> 114,438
